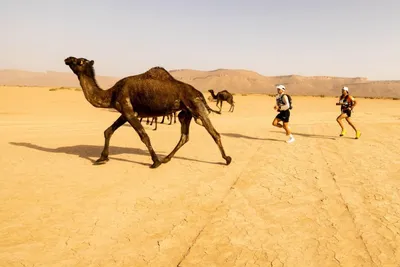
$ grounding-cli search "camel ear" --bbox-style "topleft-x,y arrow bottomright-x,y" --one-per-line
89,60 -> 94,66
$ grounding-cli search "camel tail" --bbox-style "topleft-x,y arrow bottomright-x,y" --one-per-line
199,94 -> 221,114
206,104 -> 221,114
203,99 -> 221,114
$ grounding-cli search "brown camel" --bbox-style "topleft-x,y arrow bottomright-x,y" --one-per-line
208,89 -> 235,112
64,57 -> 231,168
161,111 -> 177,125
138,112 -> 176,131
139,116 -> 158,130
139,111 -> 177,131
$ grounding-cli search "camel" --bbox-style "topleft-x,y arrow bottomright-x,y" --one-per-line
139,116 -> 158,130
208,89 -> 235,112
150,112 -> 177,130
139,112 -> 177,131
64,56 -> 231,168
161,112 -> 177,125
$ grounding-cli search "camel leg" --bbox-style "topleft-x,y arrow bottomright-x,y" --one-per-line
168,114 -> 172,125
95,115 -> 127,164
161,115 -> 165,124
161,111 -> 192,163
121,106 -> 161,168
229,101 -> 235,112
192,103 -> 231,165
174,112 -> 177,123
200,115 -> 231,165
153,117 -> 158,130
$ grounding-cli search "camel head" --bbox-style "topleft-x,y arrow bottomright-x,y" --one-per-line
64,56 -> 94,76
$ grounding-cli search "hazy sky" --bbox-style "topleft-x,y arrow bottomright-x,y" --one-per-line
2,0 -> 399,80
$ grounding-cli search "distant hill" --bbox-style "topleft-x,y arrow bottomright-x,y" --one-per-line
1,68 -> 399,98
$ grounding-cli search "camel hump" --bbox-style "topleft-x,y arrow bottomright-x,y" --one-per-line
144,66 -> 175,81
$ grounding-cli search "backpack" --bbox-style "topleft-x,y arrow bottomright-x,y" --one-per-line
340,95 -> 354,110
280,94 -> 293,109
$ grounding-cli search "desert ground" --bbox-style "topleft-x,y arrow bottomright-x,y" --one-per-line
1,86 -> 399,267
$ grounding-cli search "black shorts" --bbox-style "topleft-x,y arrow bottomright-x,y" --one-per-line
342,109 -> 352,117
276,110 -> 290,122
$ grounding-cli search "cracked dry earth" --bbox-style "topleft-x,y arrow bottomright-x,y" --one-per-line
1,86 -> 399,267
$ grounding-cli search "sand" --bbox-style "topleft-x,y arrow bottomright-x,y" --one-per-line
1,86 -> 399,267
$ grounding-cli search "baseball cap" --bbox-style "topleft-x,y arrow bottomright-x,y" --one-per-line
342,86 -> 349,91
276,84 -> 286,91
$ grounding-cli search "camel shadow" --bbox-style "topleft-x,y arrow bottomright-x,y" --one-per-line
9,142 -> 224,166
221,133 -> 282,142
270,131 -> 336,140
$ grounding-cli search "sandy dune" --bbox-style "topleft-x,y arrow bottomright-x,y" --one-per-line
1,86 -> 399,267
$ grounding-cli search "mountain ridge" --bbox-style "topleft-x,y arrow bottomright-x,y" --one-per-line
1,68 -> 398,98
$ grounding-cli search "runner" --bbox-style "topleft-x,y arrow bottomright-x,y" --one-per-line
272,84 -> 295,143
336,86 -> 361,139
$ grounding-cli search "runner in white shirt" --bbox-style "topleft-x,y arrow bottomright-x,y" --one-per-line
272,84 -> 295,143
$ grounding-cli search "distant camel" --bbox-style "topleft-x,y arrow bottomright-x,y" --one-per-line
139,116 -> 158,130
139,112 -> 177,131
139,111 -> 177,131
162,112 -> 177,125
64,57 -> 231,168
208,89 -> 235,112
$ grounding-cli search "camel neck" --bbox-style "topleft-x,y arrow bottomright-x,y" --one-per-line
77,73 -> 113,108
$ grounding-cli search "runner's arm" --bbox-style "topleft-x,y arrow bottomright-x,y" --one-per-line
280,95 -> 290,111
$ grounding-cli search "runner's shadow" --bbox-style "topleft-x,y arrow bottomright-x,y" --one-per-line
221,133 -> 281,142
270,131 -> 336,140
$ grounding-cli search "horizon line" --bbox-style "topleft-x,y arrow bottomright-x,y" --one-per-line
0,67 -> 387,81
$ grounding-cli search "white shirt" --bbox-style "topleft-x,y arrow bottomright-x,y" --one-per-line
276,94 -> 290,111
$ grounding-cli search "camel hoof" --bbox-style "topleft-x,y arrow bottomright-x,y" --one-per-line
150,160 -> 162,169
225,156 -> 232,165
162,157 -> 171,164
94,158 -> 109,165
